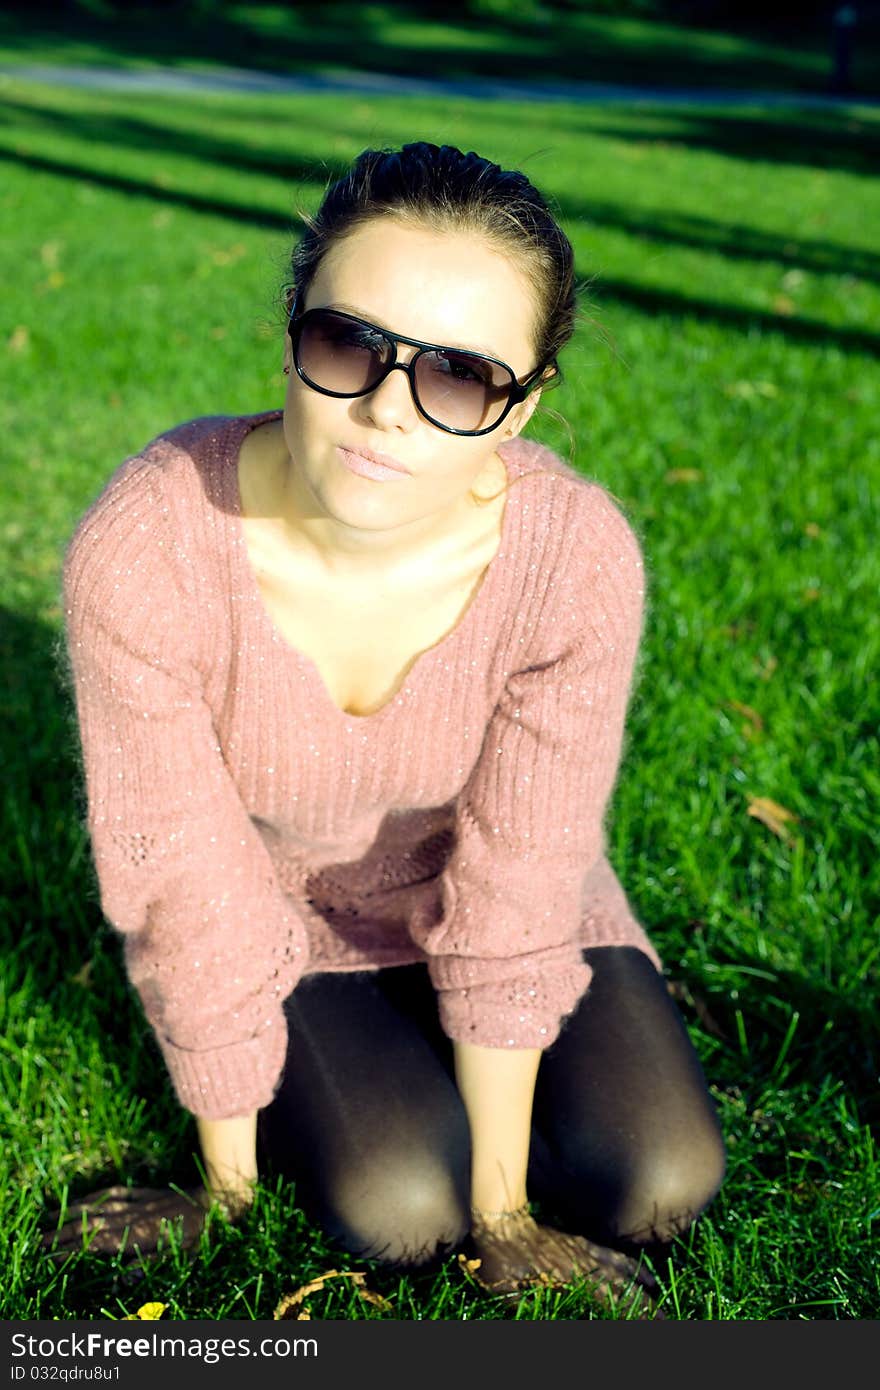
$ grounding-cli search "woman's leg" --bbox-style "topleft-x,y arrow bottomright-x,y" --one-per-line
528,946 -> 726,1250
257,966 -> 471,1269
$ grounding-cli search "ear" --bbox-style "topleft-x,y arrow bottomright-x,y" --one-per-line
505,392 -> 540,439
501,364 -> 557,438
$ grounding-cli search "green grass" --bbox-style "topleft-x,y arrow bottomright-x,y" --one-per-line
1,65 -> 878,1320
1,1 -> 878,97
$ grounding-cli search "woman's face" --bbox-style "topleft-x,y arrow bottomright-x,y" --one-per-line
280,217 -> 544,561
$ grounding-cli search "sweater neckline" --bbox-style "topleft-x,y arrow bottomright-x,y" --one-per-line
223,410 -> 521,726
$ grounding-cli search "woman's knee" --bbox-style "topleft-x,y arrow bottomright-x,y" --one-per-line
319,1159 -> 470,1268
606,1123 -> 727,1244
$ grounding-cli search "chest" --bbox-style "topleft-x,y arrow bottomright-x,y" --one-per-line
240,509 -> 503,719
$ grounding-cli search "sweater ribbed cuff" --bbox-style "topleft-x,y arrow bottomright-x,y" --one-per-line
155,1009 -> 289,1120
433,955 -> 593,1050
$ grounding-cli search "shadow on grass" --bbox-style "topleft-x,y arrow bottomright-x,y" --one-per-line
4,83 -> 880,223
670,946 -> 879,1134
0,602 -> 177,1125
0,4 -> 873,97
542,102 -> 880,180
1,97 -> 879,358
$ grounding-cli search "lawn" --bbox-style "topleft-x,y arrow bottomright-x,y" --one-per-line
2,1 -> 878,97
1,60 -> 878,1321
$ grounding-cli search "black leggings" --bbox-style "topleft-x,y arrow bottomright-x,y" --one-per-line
256,946 -> 726,1269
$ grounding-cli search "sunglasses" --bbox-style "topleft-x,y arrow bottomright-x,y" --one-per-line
287,302 -> 551,437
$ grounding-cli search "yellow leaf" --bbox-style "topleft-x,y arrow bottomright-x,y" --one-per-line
70,959 -> 93,988
274,1269 -> 374,1320
8,325 -> 29,353
356,1286 -> 393,1312
747,796 -> 799,842
664,467 -> 703,484
726,700 -> 764,732
804,522 -> 822,538
723,379 -> 779,399
754,654 -> 778,682
772,293 -> 795,315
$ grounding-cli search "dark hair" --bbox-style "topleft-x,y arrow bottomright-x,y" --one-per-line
282,143 -> 579,501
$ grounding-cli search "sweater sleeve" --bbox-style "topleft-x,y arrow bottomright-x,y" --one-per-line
411,484 -> 649,1050
60,454 -> 309,1119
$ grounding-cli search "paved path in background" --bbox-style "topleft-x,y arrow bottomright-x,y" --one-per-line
0,60 -> 876,107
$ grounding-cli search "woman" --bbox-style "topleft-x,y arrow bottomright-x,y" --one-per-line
47,143 -> 725,1311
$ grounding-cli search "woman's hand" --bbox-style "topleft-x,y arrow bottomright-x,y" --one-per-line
467,1207 -> 663,1317
38,1183 -> 247,1265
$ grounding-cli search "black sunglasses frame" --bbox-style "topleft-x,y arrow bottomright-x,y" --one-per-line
287,300 -> 552,437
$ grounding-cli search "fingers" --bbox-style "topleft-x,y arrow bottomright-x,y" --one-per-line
555,1236 -> 662,1317
40,1187 -> 170,1228
39,1187 -> 208,1263
467,1220 -> 663,1316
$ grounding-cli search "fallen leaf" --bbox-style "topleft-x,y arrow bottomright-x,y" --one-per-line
210,243 -> 247,267
772,294 -> 795,315
804,522 -> 822,538
718,620 -> 756,640
723,379 -> 779,399
274,1269 -> 387,1319
70,959 -> 93,988
747,796 -> 799,843
754,654 -> 778,681
8,325 -> 29,353
726,700 -> 764,732
666,979 -> 730,1040
356,1286 -> 393,1312
664,467 -> 703,484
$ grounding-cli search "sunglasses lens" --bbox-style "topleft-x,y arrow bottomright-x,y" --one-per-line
415,350 -> 514,432
293,310 -> 517,433
296,311 -> 391,395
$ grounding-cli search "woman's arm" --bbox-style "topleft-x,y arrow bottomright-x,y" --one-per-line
195,1112 -> 259,1214
453,1041 -> 541,1213
452,1040 -> 658,1310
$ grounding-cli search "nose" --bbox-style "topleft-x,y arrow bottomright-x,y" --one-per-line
356,361 -> 420,432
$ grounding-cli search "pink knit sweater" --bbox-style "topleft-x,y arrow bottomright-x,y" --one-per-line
61,409 -> 662,1121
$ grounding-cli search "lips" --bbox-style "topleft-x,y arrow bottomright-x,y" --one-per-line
341,444 -> 412,475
